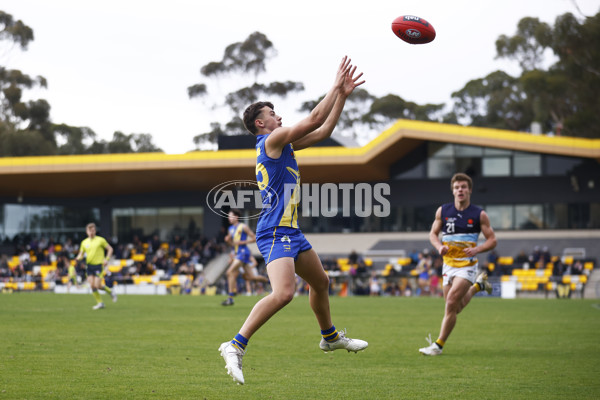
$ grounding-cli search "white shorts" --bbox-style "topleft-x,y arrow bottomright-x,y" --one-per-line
442,264 -> 477,286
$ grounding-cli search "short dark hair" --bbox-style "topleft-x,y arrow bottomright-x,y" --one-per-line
243,101 -> 273,135
229,209 -> 242,218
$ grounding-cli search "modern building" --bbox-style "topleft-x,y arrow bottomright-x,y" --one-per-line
1,119 -> 598,257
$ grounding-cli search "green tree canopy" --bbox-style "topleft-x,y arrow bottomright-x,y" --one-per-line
0,10 -> 163,156
452,9 -> 600,137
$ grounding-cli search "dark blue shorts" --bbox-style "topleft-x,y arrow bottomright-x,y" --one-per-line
86,264 -> 103,277
256,227 -> 312,265
235,246 -> 251,264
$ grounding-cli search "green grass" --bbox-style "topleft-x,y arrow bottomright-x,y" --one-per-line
1,293 -> 599,399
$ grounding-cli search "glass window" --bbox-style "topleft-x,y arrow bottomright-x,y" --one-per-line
515,205 -> 543,229
455,157 -> 482,177
568,203 -> 590,229
486,205 -> 514,229
455,145 -> 483,157
544,155 -> 582,176
544,203 -> 568,229
484,147 -> 512,156
181,207 -> 204,239
427,158 -> 454,178
428,142 -> 454,157
590,203 -> 600,229
2,204 -> 99,242
393,162 -> 425,179
482,158 -> 510,177
133,208 -> 159,239
514,154 -> 541,176
112,207 -> 204,243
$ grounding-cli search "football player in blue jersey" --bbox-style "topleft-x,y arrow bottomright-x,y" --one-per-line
219,56 -> 367,384
221,209 -> 268,306
419,172 -> 497,356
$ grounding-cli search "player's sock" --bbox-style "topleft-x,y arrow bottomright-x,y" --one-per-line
474,282 -> 483,292
102,286 -> 112,294
228,292 -> 236,299
321,325 -> 340,342
92,290 -> 102,303
435,339 -> 445,349
231,333 -> 248,351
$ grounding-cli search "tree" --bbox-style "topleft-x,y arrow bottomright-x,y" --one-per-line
452,10 -> 600,137
0,10 -> 163,156
188,32 -> 308,148
191,32 -> 447,147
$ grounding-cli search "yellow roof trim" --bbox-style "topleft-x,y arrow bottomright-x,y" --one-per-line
0,119 -> 597,168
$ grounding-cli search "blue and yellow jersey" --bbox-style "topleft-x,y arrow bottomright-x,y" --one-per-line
440,203 -> 482,268
228,223 -> 248,254
80,236 -> 109,265
255,134 -> 301,234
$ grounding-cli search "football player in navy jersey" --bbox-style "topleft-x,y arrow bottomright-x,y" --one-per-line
218,56 -> 367,385
420,172 -> 497,356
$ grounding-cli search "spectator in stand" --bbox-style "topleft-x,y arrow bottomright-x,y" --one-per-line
0,254 -> 10,278
486,250 -> 499,275
348,250 -> 367,275
539,246 -> 551,269
369,271 -> 381,296
321,257 -> 337,272
415,251 -> 432,296
515,250 -> 528,266
572,260 -> 583,275
552,259 -> 565,277
529,246 -> 541,266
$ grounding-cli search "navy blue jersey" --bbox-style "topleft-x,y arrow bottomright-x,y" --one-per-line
440,203 -> 482,268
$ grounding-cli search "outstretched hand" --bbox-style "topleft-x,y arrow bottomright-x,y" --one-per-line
334,56 -> 365,97
341,64 -> 365,97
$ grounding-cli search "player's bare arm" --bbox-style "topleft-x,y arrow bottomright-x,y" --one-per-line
293,65 -> 365,150
104,243 -> 114,266
429,206 -> 448,256
463,211 -> 497,257
235,224 -> 256,245
264,56 -> 353,157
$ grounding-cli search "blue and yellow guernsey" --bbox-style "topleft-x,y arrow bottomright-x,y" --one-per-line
255,134 -> 301,235
440,203 -> 482,268
228,223 -> 248,254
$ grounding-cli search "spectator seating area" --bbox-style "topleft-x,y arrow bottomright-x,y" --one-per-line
0,239 -> 596,298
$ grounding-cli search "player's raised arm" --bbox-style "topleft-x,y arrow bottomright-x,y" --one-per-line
293,64 -> 364,150
265,56 -> 353,154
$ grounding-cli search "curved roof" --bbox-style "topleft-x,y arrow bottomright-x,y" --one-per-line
0,119 -> 598,198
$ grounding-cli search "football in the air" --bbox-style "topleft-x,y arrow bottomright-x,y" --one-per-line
391,15 -> 436,44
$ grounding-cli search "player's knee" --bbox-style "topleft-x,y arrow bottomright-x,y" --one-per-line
272,288 -> 294,306
312,274 -> 330,292
445,297 -> 461,313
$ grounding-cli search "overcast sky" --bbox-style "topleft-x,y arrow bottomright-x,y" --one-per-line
2,0 -> 599,154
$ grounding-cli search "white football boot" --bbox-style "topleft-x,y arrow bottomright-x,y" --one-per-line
476,272 -> 493,294
219,342 -> 245,385
319,329 -> 368,353
419,334 -> 442,356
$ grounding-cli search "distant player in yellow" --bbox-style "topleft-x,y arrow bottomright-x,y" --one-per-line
67,262 -> 81,290
75,223 -> 116,310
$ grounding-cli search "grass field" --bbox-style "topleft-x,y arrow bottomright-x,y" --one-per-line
1,293 -> 599,399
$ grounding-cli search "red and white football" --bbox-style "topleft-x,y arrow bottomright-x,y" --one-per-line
391,15 -> 436,44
